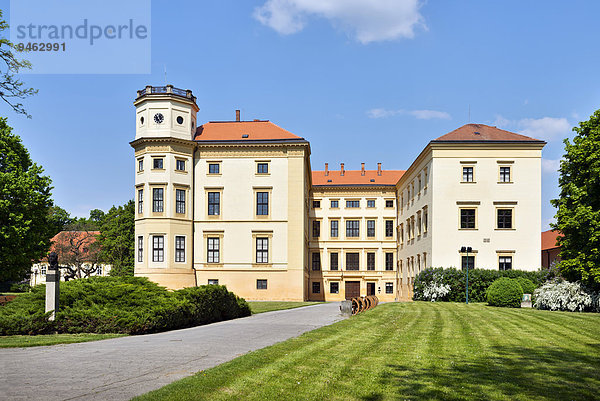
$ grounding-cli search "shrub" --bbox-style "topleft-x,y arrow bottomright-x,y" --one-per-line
533,280 -> 598,312
486,277 -> 523,308
0,276 -> 251,335
413,267 -> 547,302
515,277 -> 536,294
9,282 -> 31,293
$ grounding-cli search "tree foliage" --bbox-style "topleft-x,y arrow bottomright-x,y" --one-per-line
0,118 -> 54,281
52,230 -> 101,280
551,110 -> 600,286
0,10 -> 37,117
98,200 -> 135,277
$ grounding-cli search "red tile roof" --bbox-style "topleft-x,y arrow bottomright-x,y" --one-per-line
312,169 -> 405,186
541,229 -> 562,251
194,121 -> 304,141
434,124 -> 544,142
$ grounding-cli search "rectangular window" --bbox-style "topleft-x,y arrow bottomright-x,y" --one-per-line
386,200 -> 394,208
330,200 -> 339,208
152,188 -> 164,212
138,159 -> 143,172
417,214 -> 422,235
312,200 -> 321,208
208,163 -> 220,174
152,235 -> 164,262
346,220 -> 360,237
176,189 -> 186,214
330,253 -> 338,270
207,238 -> 220,263
208,192 -> 220,216
312,220 -> 320,238
256,238 -> 268,263
461,255 -> 475,270
499,256 -> 513,271
385,253 -> 394,271
346,200 -> 360,208
497,209 -> 513,229
330,220 -> 339,238
208,279 -> 219,285
137,236 -> 143,262
386,282 -> 393,294
138,189 -> 143,214
257,279 -> 267,290
424,209 -> 428,232
367,220 -> 375,237
367,200 -> 375,208
330,282 -> 339,294
256,192 -> 269,215
385,220 -> 394,237
367,253 -> 375,270
176,159 -> 185,171
462,166 -> 474,182
175,236 -> 185,262
346,253 -> 359,270
153,158 -> 163,169
257,163 -> 269,174
500,166 -> 511,182
312,282 -> 321,294
460,209 -> 476,229
312,252 -> 321,271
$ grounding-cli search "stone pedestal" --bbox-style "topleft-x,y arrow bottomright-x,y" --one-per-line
339,300 -> 352,317
45,270 -> 60,320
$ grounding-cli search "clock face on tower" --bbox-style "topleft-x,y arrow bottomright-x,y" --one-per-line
153,113 -> 164,124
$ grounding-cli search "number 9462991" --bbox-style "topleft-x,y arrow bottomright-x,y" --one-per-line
16,42 -> 66,51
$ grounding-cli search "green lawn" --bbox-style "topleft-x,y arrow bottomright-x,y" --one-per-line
248,301 -> 323,314
0,333 -> 126,348
135,302 -> 600,401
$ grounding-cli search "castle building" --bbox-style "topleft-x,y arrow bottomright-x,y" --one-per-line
131,86 -> 546,301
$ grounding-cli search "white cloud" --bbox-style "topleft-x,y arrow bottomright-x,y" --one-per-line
367,108 -> 450,120
494,115 -> 571,142
253,0 -> 426,43
541,158 -> 561,174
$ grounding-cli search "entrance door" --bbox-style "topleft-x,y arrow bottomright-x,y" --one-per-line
367,282 -> 375,296
345,281 -> 360,300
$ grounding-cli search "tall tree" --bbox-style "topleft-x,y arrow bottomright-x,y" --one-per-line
0,10 -> 37,117
551,110 -> 600,286
98,200 -> 135,277
0,118 -> 54,281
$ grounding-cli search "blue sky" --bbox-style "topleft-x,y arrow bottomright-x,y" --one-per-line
2,0 -> 599,230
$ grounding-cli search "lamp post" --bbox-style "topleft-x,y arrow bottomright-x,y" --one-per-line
460,246 -> 472,304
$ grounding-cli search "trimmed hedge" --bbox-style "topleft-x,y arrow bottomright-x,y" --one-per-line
0,276 -> 250,335
515,277 -> 536,294
487,277 -> 524,307
413,267 -> 549,302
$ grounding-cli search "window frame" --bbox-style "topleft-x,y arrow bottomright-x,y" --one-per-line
385,253 -> 394,271
152,188 -> 164,213
256,162 -> 269,175
367,252 -> 375,271
207,237 -> 220,264
330,220 -> 339,238
385,199 -> 394,208
346,252 -> 359,270
175,235 -> 185,263
346,200 -> 360,208
208,162 -> 221,175
137,188 -> 143,214
385,282 -> 394,294
175,189 -> 186,214
312,200 -> 321,209
176,159 -> 186,172
367,199 -> 376,208
496,208 -> 514,229
138,158 -> 144,172
152,158 -> 164,170
312,252 -> 321,271
208,192 -> 220,216
152,235 -> 164,262
256,237 -> 269,263
312,220 -> 321,238
330,252 -> 339,271
385,220 -> 394,238
330,282 -> 339,294
462,165 -> 475,183
346,220 -> 360,238
367,220 -> 376,238
330,200 -> 339,209
499,255 -> 513,271
137,236 -> 143,262
256,279 -> 267,290
256,191 -> 269,216
459,207 -> 477,230
312,281 -> 321,294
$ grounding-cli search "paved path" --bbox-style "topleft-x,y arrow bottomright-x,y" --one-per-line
0,303 -> 344,401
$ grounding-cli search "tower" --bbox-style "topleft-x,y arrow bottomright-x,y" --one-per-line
131,85 -> 199,289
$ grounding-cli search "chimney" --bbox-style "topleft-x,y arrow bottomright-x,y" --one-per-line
361,163 -> 365,176
377,163 -> 382,176
325,163 -> 329,176
236,109 -> 240,122
340,163 -> 345,176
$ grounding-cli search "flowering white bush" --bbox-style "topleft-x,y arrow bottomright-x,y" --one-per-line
423,282 -> 451,302
533,280 -> 596,312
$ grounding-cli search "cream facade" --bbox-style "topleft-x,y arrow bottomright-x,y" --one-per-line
132,86 -> 545,301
